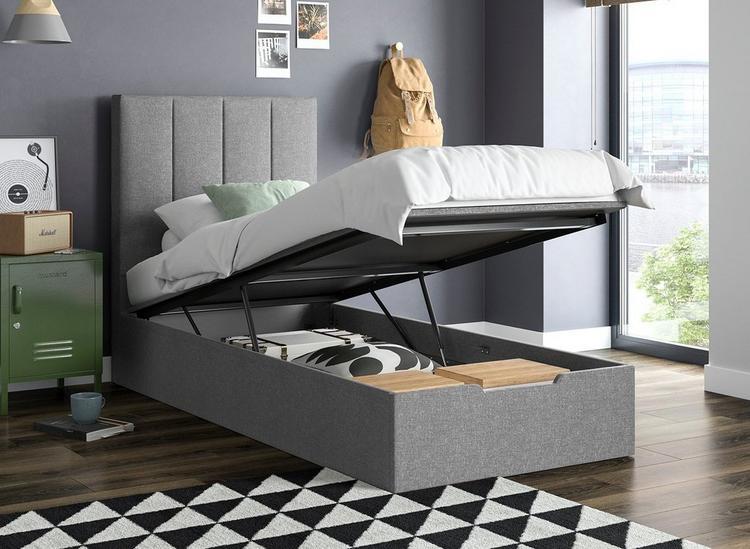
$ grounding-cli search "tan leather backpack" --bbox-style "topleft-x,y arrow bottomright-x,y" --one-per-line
363,43 -> 444,157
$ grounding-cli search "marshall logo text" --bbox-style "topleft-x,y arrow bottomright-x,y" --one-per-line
39,228 -> 57,237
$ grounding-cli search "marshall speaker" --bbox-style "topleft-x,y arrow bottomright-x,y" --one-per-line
0,210 -> 72,255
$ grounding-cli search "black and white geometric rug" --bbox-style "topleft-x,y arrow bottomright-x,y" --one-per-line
0,468 -> 706,548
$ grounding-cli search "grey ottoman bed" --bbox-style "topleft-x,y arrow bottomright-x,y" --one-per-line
112,95 -> 635,492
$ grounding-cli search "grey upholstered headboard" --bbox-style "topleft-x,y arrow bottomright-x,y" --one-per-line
111,95 -> 317,311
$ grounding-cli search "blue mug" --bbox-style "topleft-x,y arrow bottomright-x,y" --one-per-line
71,392 -> 105,425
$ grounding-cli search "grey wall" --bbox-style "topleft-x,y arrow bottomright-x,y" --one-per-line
705,0 -> 750,398
485,0 -> 544,148
242,0 -> 611,331
0,0 -> 613,341
0,0 -> 485,256
344,262 -> 486,326
485,246 -> 545,331
0,0 -> 487,337
543,226 -> 609,331
483,0 -> 546,332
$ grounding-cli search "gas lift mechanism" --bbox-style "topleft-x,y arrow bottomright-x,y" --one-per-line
180,269 -> 447,366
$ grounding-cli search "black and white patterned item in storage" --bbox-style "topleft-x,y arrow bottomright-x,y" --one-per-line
0,137 -> 58,213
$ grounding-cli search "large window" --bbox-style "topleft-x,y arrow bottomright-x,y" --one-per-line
617,0 -> 709,359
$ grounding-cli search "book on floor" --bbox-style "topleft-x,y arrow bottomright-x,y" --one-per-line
34,416 -> 134,442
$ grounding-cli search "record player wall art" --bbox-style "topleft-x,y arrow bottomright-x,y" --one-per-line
0,137 -> 59,213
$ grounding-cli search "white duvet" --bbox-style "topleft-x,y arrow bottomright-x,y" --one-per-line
127,145 -> 651,306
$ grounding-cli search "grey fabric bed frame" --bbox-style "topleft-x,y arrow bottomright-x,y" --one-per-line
112,95 -> 635,492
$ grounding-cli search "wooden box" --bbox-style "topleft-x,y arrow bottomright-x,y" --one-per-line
0,211 -> 72,255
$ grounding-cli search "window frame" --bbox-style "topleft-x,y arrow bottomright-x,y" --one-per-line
608,5 -> 709,366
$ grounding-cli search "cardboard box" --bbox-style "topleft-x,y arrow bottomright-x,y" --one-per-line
0,211 -> 72,255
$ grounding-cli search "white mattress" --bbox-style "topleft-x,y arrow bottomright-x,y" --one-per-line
128,146 -> 650,307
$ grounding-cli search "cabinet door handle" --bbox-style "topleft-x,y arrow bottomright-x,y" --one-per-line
12,286 -> 22,314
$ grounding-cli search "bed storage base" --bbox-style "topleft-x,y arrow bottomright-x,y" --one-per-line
112,95 -> 635,493
115,304 -> 634,493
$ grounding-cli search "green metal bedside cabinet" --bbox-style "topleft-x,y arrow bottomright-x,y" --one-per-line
0,251 -> 103,415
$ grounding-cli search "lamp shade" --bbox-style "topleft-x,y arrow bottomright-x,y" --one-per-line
3,0 -> 71,44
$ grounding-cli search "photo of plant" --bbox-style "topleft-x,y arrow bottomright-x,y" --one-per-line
297,1 -> 329,50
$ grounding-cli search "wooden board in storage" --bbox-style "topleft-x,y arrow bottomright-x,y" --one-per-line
355,371 -> 464,393
435,359 -> 570,388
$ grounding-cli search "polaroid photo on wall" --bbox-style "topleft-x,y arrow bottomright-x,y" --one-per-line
258,0 -> 291,25
256,30 -> 291,78
297,1 -> 330,50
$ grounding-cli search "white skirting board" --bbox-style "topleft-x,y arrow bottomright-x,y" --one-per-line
705,363 -> 750,401
8,357 -> 112,393
446,322 -> 612,352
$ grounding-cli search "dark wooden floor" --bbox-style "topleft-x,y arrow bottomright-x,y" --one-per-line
1,350 -> 748,547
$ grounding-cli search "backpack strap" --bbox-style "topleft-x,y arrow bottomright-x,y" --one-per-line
401,91 -> 416,125
360,129 -> 372,160
427,92 -> 438,122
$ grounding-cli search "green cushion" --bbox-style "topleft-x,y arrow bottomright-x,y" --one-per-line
202,180 -> 309,220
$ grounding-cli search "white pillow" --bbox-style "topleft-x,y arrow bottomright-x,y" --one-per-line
161,230 -> 181,252
154,194 -> 223,240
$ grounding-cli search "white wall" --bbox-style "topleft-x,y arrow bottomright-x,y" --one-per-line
704,0 -> 750,399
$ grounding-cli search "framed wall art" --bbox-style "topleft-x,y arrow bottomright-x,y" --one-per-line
0,137 -> 59,212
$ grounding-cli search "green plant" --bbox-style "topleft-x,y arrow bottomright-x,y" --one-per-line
637,222 -> 709,347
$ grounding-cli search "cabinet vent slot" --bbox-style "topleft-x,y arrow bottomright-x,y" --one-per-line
33,340 -> 74,361
34,340 -> 73,347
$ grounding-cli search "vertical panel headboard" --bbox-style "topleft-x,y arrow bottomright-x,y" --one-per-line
111,95 -> 317,312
